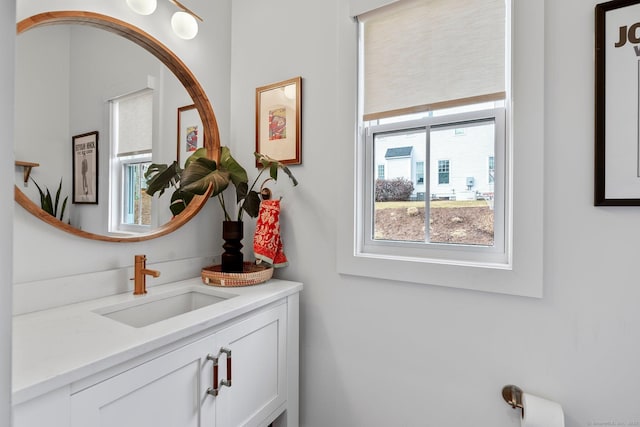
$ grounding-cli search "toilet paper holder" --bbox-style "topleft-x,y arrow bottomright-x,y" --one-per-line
502,384 -> 524,415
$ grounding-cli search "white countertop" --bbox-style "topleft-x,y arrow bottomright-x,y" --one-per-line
12,277 -> 302,405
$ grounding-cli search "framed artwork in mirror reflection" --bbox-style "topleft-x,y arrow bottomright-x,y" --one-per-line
177,104 -> 204,166
255,76 -> 302,166
72,131 -> 98,204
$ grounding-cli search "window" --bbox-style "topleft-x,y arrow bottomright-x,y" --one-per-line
358,0 -> 506,263
416,161 -> 424,184
109,89 -> 154,233
121,159 -> 151,227
488,156 -> 495,184
437,160 -> 450,185
368,108 -> 504,249
338,0 -> 544,297
377,164 -> 385,179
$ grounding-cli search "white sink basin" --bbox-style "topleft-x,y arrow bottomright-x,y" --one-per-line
94,288 -> 233,328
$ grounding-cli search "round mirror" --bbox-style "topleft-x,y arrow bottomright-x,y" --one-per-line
14,11 -> 220,242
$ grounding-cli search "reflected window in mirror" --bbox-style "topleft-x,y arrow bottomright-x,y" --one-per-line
109,89 -> 154,234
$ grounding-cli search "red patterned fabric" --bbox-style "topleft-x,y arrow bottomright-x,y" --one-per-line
253,199 -> 288,268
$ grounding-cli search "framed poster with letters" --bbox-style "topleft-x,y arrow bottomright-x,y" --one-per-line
595,0 -> 640,205
72,131 -> 98,204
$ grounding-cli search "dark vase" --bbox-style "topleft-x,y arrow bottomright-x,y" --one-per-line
221,220 -> 244,273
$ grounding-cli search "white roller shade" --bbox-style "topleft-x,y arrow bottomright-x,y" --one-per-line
360,0 -> 505,120
114,90 -> 153,156
350,0 -> 399,17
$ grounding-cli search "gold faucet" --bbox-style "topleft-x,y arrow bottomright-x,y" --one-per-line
132,254 -> 161,295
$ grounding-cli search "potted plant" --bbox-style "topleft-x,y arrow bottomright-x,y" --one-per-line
145,146 -> 297,272
31,177 -> 69,222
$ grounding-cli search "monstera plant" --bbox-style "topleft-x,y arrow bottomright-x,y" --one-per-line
145,146 -> 297,221
146,146 -> 297,273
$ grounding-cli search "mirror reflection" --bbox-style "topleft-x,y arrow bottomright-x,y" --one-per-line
15,23 -> 197,237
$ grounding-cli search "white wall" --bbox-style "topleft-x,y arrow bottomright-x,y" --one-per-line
15,26 -> 70,215
1,1 -> 14,424
11,0 -> 640,425
229,0 -> 640,425
13,0 -> 232,285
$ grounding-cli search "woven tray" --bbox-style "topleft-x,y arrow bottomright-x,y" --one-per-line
201,262 -> 273,287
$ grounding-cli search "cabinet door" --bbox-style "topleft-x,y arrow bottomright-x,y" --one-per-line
13,386 -> 70,427
215,304 -> 287,427
70,336 -> 217,427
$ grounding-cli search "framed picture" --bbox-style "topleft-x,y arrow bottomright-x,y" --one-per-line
177,104 -> 203,166
72,131 -> 99,204
595,0 -> 640,205
255,76 -> 301,166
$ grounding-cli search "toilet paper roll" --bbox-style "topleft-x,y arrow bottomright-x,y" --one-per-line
521,392 -> 565,427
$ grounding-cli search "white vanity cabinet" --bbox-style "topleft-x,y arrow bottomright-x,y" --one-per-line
12,280 -> 301,427
71,303 -> 287,427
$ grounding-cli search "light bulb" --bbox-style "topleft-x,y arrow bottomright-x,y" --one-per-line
126,0 -> 157,15
171,11 -> 198,40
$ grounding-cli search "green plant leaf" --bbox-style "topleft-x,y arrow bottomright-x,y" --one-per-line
44,189 -> 53,216
180,158 -> 231,196
53,178 -> 62,217
146,162 -> 181,197
254,152 -> 298,186
60,196 -> 68,221
31,178 -> 47,212
241,190 -> 262,218
184,147 -> 209,169
236,181 -> 248,203
169,190 -> 190,216
279,164 -> 298,186
220,146 -> 248,188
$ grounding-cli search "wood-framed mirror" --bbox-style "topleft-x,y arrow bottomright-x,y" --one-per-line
15,11 -> 220,242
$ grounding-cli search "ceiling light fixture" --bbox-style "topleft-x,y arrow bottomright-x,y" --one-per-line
126,0 -> 203,40
126,0 -> 157,15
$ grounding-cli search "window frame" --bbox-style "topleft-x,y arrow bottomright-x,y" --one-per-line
337,0 -> 544,298
108,89 -> 156,235
488,155 -> 495,184
437,159 -> 450,185
362,107 -> 507,265
416,161 -> 424,184
119,154 -> 152,232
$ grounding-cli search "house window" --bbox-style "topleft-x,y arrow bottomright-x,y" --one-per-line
109,89 -> 153,233
438,160 -> 450,185
121,159 -> 151,226
356,0 -> 508,264
377,164 -> 385,179
488,156 -> 495,184
416,161 -> 424,184
368,109 -> 503,247
338,0 -> 544,297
